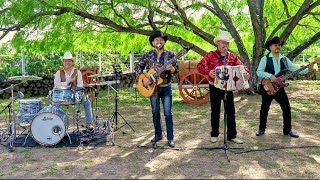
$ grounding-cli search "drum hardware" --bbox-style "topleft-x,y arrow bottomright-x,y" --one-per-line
109,67 -> 135,134
0,82 -> 25,151
84,84 -> 115,145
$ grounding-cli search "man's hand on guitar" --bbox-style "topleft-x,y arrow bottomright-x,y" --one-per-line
143,77 -> 152,87
270,75 -> 277,83
209,70 -> 216,79
306,63 -> 314,70
166,64 -> 175,73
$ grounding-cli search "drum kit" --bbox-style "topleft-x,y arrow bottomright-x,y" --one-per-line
0,72 -> 127,151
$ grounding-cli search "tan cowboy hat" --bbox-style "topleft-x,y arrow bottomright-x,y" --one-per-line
62,51 -> 76,62
213,31 -> 234,44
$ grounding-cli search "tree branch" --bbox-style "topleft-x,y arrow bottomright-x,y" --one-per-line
210,0 -> 250,64
282,0 -> 291,18
169,0 -> 215,46
110,0 -> 131,27
147,5 -> 158,30
287,31 -> 320,59
247,0 -> 265,59
280,0 -> 313,41
0,31 -> 10,41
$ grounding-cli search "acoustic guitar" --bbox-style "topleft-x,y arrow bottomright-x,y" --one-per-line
261,58 -> 320,95
137,44 -> 194,97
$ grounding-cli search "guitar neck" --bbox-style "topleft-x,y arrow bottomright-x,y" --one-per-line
280,62 -> 315,81
156,49 -> 188,76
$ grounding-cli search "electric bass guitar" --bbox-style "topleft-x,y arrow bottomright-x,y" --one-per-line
137,39 -> 194,97
261,58 -> 320,95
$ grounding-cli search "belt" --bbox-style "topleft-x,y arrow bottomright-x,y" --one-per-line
159,83 -> 171,87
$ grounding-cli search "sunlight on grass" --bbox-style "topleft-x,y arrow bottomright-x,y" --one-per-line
41,164 -> 58,177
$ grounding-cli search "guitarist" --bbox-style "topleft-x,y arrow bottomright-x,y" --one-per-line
135,30 -> 178,147
256,36 -> 310,138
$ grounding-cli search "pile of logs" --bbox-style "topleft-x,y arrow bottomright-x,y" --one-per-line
0,75 -> 54,99
0,73 -> 140,98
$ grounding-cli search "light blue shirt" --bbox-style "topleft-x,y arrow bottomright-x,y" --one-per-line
256,53 -> 309,79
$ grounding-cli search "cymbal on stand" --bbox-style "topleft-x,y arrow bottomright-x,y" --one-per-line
86,80 -> 120,87
8,75 -> 42,81
88,73 -> 115,78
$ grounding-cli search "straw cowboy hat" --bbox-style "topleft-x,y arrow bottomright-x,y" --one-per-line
265,36 -> 285,51
149,30 -> 168,47
62,51 -> 76,62
213,31 -> 234,44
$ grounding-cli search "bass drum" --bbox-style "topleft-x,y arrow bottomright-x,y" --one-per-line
31,106 -> 69,146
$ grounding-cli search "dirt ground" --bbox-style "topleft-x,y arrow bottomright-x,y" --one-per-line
0,81 -> 319,179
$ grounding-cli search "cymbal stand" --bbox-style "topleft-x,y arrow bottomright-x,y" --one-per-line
109,77 -> 134,133
90,82 -> 115,145
0,82 -> 23,152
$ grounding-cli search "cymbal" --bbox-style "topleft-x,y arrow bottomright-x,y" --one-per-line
88,73 -> 114,78
8,75 -> 42,81
86,80 -> 120,86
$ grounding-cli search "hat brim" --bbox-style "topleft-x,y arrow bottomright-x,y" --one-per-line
62,57 -> 76,62
213,37 -> 234,45
149,36 -> 168,47
265,41 -> 285,51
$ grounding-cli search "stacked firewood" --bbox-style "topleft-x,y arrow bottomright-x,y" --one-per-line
0,75 -> 54,99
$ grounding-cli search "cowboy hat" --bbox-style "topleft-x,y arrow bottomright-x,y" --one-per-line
265,36 -> 285,51
213,31 -> 234,44
149,30 -> 168,47
62,51 -> 76,62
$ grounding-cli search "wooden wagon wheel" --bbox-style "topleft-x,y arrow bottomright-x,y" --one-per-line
81,71 -> 100,101
178,70 -> 210,104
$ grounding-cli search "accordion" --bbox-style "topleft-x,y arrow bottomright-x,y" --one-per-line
214,65 -> 249,91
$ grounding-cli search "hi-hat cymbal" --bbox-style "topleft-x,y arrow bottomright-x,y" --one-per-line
8,75 -> 42,81
86,80 -> 120,86
88,73 -> 114,78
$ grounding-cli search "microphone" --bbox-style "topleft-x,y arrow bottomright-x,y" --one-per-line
223,46 -> 228,52
156,43 -> 162,48
10,91 -> 24,101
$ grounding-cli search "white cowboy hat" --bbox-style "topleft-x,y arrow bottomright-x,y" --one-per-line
213,31 -> 234,44
62,51 -> 76,62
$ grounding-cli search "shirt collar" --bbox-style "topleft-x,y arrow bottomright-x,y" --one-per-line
63,67 -> 75,76
269,53 -> 284,60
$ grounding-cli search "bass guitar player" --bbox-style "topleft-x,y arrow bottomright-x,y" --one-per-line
256,36 -> 313,138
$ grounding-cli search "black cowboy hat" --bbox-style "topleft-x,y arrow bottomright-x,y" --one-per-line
149,30 -> 168,47
265,36 -> 285,51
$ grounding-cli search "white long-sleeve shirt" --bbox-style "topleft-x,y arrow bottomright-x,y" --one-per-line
54,68 -> 83,88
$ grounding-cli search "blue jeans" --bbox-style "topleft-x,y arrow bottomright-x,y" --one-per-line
53,95 -> 93,123
150,85 -> 174,141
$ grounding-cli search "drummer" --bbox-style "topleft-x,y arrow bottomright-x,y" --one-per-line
53,51 -> 93,129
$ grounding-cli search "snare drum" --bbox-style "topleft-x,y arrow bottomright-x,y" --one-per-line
31,106 -> 69,146
17,99 -> 43,124
52,88 -> 75,105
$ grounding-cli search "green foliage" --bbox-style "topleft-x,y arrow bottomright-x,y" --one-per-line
0,0 -> 320,75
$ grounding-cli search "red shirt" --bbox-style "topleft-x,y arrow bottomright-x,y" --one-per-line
197,49 -> 249,83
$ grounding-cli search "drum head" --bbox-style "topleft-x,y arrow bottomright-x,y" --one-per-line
31,112 -> 67,146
